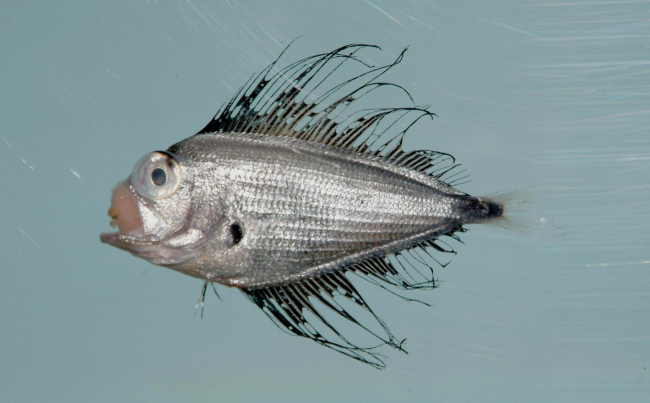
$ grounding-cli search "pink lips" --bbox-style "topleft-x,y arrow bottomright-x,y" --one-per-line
107,181 -> 143,233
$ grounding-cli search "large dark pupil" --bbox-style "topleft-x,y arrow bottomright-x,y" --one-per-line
151,168 -> 167,186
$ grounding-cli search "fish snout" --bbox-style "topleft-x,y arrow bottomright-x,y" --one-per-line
108,180 -> 143,233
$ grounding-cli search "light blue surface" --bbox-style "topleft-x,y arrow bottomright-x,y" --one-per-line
1,1 -> 649,402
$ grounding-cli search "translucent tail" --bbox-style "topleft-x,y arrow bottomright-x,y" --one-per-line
482,185 -> 568,236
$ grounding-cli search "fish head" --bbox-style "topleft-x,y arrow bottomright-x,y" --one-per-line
100,151 -> 215,266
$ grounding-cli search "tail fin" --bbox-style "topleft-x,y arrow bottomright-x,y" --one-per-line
481,186 -> 567,236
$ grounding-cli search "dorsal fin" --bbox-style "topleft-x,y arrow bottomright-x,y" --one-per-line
198,43 -> 462,184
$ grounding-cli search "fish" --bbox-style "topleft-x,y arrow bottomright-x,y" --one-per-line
100,44 -> 505,369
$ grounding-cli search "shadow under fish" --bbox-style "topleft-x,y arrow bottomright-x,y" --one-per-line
100,43 -> 505,369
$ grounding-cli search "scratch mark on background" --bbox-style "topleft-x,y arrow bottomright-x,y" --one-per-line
182,0 -> 283,70
131,0 -> 173,45
17,227 -> 42,250
221,79 -> 237,93
42,73 -> 75,114
2,134 -> 35,170
525,1 -> 650,7
185,0 -> 210,24
21,159 -> 35,170
2,135 -> 12,148
104,69 -> 123,81
47,66 -> 80,108
70,169 -> 82,179
535,34 -> 648,42
233,0 -> 285,55
490,21 -> 542,38
585,260 -> 650,267
585,108 -> 650,121
364,0 -> 405,27
407,14 -> 438,32
588,19 -> 650,34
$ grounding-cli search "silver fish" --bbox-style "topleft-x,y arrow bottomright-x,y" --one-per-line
101,44 -> 504,368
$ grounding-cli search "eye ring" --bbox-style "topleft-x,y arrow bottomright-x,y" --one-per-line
130,151 -> 181,199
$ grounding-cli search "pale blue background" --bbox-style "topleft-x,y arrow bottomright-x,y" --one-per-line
1,1 -> 649,402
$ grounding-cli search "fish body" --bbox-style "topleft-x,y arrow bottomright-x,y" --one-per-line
101,44 -> 504,368
159,132 -> 497,287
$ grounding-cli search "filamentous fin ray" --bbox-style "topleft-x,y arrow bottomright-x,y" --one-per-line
198,43 -> 460,183
243,270 -> 403,369
242,227 -> 465,369
194,281 -> 223,319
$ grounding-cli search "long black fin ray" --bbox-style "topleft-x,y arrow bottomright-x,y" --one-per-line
198,43 -> 462,184
243,273 -> 397,369
242,225 -> 465,369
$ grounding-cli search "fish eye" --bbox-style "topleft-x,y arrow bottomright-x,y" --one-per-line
130,151 -> 181,199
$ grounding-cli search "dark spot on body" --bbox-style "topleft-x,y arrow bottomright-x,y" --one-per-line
230,222 -> 243,245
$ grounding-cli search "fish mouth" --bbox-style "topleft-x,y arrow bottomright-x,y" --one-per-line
101,180 -> 147,247
100,230 -> 167,262
100,180 -> 167,262
100,228 -> 157,250
101,224 -> 201,266
100,180 -> 198,265
106,180 -> 143,231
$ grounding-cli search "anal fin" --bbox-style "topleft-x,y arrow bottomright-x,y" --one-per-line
242,227 -> 465,369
